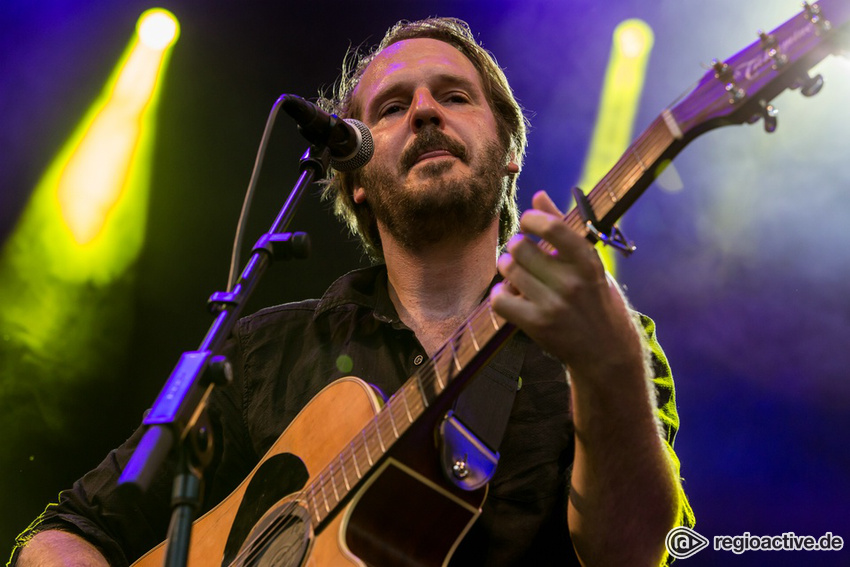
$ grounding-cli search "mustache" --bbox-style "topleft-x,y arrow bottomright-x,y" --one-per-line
400,127 -> 468,172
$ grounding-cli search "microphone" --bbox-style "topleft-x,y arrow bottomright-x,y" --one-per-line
281,94 -> 374,171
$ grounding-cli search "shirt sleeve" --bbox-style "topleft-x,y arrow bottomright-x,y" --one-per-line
640,313 -> 696,533
9,425 -> 175,567
9,334 -> 257,567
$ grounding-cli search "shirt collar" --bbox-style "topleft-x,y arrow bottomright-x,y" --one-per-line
314,263 -> 502,325
314,264 -> 400,323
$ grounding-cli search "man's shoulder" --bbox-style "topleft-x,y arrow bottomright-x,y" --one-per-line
241,265 -> 388,328
236,264 -> 388,334
235,299 -> 322,340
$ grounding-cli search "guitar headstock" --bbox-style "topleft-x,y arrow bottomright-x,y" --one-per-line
669,0 -> 850,138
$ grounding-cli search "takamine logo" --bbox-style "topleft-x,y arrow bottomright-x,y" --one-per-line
666,526 -> 709,559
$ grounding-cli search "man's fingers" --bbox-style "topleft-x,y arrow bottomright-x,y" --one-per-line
531,190 -> 563,216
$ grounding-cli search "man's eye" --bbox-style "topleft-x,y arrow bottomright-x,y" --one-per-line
381,104 -> 404,116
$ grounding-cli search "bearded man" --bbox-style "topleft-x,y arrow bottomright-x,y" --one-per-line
13,17 -> 692,567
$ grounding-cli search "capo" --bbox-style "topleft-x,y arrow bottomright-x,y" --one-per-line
571,186 -> 636,257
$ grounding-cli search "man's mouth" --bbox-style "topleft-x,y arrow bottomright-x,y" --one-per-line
401,127 -> 468,172
414,149 -> 456,164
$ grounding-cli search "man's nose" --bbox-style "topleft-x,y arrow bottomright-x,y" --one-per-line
409,89 -> 444,132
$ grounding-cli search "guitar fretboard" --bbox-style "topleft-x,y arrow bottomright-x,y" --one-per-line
571,114 -> 678,235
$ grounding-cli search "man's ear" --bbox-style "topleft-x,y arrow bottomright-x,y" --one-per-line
506,152 -> 520,175
353,185 -> 367,204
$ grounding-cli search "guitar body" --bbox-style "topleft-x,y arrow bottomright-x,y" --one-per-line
132,377 -> 485,567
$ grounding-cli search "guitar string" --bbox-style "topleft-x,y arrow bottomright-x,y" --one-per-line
228,118 -> 675,563
233,510 -> 306,566
585,117 -> 670,218
587,118 -> 666,215
600,120 -> 671,214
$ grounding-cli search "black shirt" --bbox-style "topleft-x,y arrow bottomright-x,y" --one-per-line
12,265 -> 688,566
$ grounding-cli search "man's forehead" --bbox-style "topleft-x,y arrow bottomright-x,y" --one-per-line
353,38 -> 480,104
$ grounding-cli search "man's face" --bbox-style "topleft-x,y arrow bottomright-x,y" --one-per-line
350,38 -> 513,252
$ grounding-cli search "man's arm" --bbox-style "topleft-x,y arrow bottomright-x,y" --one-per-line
16,530 -> 109,567
491,190 -> 682,566
564,331 -> 681,566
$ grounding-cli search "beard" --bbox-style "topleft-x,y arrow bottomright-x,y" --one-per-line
358,128 -> 509,253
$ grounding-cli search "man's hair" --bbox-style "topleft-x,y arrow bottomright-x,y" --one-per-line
319,17 -> 529,261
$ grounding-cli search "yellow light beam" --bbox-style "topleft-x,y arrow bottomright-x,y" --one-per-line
58,8 -> 179,248
0,9 -> 179,432
576,19 -> 654,275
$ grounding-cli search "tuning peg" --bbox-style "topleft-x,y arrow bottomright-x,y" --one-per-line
711,59 -> 732,79
748,100 -> 778,133
758,30 -> 776,47
797,72 -> 824,97
761,102 -> 778,133
803,2 -> 832,33
758,30 -> 787,69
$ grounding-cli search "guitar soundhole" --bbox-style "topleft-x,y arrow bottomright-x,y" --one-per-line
231,502 -> 312,567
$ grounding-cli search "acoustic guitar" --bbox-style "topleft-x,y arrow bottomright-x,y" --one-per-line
133,2 -> 850,565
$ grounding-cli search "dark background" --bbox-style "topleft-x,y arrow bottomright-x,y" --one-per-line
2,1 -> 849,565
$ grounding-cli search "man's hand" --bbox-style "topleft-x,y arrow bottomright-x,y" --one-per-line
490,190 -> 643,377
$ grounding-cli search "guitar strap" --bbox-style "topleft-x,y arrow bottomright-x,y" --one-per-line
438,332 -> 528,490
452,331 -> 528,452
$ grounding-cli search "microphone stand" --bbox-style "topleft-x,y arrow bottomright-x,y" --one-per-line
117,144 -> 331,567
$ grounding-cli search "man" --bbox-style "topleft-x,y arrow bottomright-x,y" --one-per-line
13,17 -> 692,566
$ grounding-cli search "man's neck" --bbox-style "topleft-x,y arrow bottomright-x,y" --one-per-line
382,224 -> 500,356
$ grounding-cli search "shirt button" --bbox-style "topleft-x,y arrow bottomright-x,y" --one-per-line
413,354 -> 424,365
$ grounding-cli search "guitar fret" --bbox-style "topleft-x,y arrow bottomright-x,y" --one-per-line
350,441 -> 362,479
375,421 -> 387,452
632,148 -> 648,172
467,320 -> 480,351
661,108 -> 683,139
394,391 -> 412,428
432,357 -> 445,390
635,119 -> 672,170
450,340 -> 462,372
486,302 -> 500,330
603,179 -> 619,203
361,429 -> 374,466
387,401 -> 400,438
472,310 -> 497,344
408,380 -> 427,415
338,453 -> 351,491
414,373 -> 430,408
327,463 -> 340,503
309,486 -> 321,524
319,475 -> 331,513
400,384 -> 414,422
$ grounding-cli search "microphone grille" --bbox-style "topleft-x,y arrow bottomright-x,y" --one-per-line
330,119 -> 374,172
